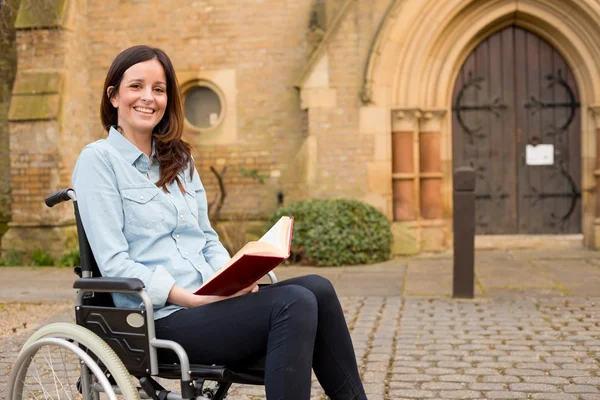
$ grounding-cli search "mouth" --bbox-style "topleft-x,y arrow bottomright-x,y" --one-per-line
133,106 -> 155,115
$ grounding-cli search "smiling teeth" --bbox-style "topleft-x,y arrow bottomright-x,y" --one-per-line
134,107 -> 154,114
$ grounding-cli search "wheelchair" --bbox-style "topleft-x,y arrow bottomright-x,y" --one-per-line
6,188 -> 275,400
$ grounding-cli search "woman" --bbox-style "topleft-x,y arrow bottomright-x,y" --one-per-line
72,45 -> 368,400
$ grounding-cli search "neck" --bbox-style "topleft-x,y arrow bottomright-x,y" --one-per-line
119,127 -> 152,157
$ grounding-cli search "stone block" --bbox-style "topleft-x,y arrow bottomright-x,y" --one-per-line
15,0 -> 68,29
421,222 -> 447,251
8,94 -> 60,121
391,221 -> 419,255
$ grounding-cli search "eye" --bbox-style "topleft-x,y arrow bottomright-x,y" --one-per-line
154,87 -> 165,93
130,83 -> 142,89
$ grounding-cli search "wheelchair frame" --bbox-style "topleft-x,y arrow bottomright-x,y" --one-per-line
7,188 -> 274,400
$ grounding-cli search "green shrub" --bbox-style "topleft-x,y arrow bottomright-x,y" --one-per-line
269,199 -> 393,266
0,249 -> 23,266
58,248 -> 80,267
30,249 -> 55,266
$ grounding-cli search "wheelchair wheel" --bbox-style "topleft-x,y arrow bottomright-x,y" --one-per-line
7,322 -> 140,400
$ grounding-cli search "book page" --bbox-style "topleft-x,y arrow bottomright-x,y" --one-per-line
259,217 -> 287,250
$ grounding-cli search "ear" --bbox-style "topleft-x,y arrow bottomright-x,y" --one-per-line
107,86 -> 118,108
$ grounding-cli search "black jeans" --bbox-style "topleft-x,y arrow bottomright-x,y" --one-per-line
155,274 -> 367,400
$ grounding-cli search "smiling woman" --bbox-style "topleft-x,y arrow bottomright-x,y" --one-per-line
71,45 -> 369,400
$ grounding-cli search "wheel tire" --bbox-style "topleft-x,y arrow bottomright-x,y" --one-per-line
7,322 -> 140,400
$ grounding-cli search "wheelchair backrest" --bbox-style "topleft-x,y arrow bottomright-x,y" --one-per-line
73,201 -> 115,307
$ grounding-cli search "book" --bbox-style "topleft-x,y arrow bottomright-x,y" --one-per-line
194,216 -> 294,296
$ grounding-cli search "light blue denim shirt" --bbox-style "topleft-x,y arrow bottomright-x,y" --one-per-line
72,127 -> 231,319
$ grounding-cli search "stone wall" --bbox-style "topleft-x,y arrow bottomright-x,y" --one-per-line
83,0 -> 318,219
0,0 -> 21,238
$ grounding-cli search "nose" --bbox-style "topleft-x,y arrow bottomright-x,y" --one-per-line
141,87 -> 153,103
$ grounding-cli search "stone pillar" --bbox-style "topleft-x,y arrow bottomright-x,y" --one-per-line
360,107 -> 393,217
2,0 -> 87,261
419,110 -> 445,219
0,0 -> 20,239
591,106 -> 600,249
391,109 -> 420,220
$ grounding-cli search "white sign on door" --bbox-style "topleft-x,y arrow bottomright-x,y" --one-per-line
525,144 -> 554,166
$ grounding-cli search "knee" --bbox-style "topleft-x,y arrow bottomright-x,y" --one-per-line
303,274 -> 337,300
272,285 -> 318,327
286,284 -> 318,314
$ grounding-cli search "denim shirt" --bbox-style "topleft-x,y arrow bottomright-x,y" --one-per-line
72,127 -> 231,319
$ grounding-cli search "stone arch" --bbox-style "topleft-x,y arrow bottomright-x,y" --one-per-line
364,0 -> 600,249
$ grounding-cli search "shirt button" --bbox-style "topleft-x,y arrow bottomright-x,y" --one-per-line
140,196 -> 144,200
170,195 -> 174,199
180,215 -> 184,219
184,252 -> 188,255
175,234 -> 180,238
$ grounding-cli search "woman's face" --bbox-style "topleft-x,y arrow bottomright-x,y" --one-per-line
108,58 -> 167,137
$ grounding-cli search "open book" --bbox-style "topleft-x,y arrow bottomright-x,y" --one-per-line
194,216 -> 294,296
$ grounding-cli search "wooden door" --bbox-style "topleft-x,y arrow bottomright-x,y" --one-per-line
452,26 -> 581,234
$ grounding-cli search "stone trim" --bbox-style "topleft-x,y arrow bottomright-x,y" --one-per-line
296,0 -> 356,88
368,0 -> 600,248
8,71 -> 62,121
15,0 -> 69,30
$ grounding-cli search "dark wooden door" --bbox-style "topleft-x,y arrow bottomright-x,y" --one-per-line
452,25 -> 581,234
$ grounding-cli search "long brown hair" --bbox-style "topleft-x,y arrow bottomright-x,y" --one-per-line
100,45 -> 193,191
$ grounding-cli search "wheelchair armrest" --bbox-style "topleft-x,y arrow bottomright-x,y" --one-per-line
73,277 -> 145,292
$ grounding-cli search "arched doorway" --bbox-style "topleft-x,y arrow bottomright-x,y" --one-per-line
452,25 -> 581,235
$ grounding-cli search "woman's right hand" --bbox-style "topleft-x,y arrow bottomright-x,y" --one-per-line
168,283 -> 258,308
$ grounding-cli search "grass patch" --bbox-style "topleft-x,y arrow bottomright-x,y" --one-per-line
0,249 -> 23,266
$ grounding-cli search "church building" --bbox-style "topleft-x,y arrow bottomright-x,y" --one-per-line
3,0 -> 600,258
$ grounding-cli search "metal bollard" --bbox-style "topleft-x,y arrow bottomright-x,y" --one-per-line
453,166 -> 476,298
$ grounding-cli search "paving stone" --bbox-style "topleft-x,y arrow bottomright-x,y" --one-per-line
439,390 -> 482,399
485,392 -> 527,399
468,383 -> 505,391
388,389 -> 435,398
504,368 -> 546,376
480,375 -> 521,384
562,384 -> 599,393
422,382 -> 466,390
438,375 -> 478,383
522,376 -> 570,385
530,394 -> 578,400
572,377 -> 600,385
508,383 -> 559,392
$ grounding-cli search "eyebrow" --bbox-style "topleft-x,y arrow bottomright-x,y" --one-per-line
127,78 -> 166,86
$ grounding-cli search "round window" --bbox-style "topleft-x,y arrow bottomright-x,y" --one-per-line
183,84 -> 224,130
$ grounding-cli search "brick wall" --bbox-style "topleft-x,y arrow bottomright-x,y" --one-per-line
82,0 -> 315,219
304,0 -> 392,201
3,0 -> 399,257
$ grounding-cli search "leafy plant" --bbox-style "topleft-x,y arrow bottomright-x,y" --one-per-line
0,248 -> 23,266
269,199 -> 393,266
240,168 -> 267,184
58,248 -> 80,267
30,249 -> 55,266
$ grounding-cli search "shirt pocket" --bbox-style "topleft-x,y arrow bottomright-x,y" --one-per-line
184,190 -> 198,218
121,185 -> 166,229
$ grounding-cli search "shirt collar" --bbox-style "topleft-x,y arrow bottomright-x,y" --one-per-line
107,126 -> 156,173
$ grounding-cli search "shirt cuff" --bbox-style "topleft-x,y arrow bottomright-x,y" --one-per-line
145,265 -> 176,308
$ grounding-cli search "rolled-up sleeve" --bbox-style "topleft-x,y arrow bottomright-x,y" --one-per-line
72,148 -> 175,308
191,167 -> 231,272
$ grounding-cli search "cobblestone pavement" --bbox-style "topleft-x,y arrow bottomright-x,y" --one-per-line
1,249 -> 600,399
1,295 -> 599,399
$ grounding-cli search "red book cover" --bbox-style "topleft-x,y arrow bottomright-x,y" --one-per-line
194,217 -> 294,296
